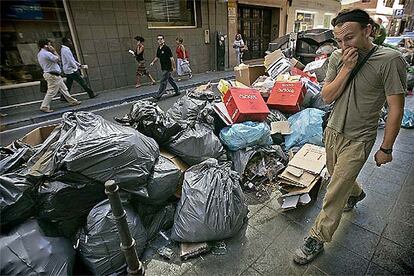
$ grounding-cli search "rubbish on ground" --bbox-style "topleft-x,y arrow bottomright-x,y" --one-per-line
220,121 -> 272,151
267,81 -> 306,113
301,78 -> 322,107
264,49 -> 284,69
0,219 -> 75,275
223,87 -> 270,123
285,108 -> 325,149
135,156 -> 181,205
0,173 -> 36,232
171,159 -> 248,242
157,246 -> 175,260
18,124 -> 57,146
159,150 -> 189,198
0,147 -> 31,174
180,242 -> 209,260
126,100 -> 183,146
167,123 -> 223,165
401,108 -> 414,128
271,121 -> 291,135
251,75 -> 275,98
218,79 -> 231,95
303,58 -> 329,82
27,112 -> 159,193
231,145 -> 287,199
213,101 -> 233,126
278,144 -> 326,209
265,109 -> 288,125
211,241 -> 227,255
267,58 -> 292,80
78,200 -> 147,276
235,62 -> 266,86
37,171 -> 106,238
136,204 -> 176,241
290,67 -> 318,83
290,57 -> 305,70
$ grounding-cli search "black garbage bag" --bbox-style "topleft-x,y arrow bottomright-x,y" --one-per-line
0,147 -> 32,174
0,219 -> 75,275
78,200 -> 147,276
135,156 -> 181,205
167,123 -> 224,166
28,112 -> 159,193
0,172 -> 36,232
133,203 -> 176,241
171,159 -> 248,242
167,87 -> 217,128
37,172 -> 106,238
128,100 -> 182,146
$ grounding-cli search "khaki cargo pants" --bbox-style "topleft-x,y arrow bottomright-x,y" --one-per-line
41,73 -> 78,109
309,127 -> 375,242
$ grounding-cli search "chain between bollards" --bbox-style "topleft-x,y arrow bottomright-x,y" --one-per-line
105,180 -> 145,276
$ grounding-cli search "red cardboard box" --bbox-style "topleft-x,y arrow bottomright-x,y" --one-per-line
223,87 -> 270,123
267,81 -> 305,113
290,67 -> 318,83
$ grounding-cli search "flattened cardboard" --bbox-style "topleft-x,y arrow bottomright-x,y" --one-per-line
288,144 -> 326,175
280,176 -> 320,198
20,125 -> 57,146
180,242 -> 209,260
281,195 -> 300,209
160,150 -> 188,172
271,121 -> 291,135
279,166 -> 318,188
213,102 -> 233,126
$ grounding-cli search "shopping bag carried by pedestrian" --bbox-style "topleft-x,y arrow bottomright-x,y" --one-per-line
180,59 -> 192,75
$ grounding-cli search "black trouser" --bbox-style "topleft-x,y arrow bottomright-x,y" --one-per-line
62,70 -> 95,99
156,70 -> 179,98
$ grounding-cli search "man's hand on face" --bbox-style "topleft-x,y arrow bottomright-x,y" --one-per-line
342,47 -> 358,71
374,149 -> 392,167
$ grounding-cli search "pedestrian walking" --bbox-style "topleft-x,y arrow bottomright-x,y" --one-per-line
132,36 -> 156,88
150,34 -> 179,101
61,37 -> 96,100
233,33 -> 246,65
176,37 -> 192,80
293,9 -> 406,265
37,39 -> 81,113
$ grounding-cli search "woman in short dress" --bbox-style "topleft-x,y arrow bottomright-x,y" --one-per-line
134,36 -> 156,88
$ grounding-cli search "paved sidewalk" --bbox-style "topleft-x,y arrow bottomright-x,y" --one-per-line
0,71 -> 234,131
143,95 -> 414,276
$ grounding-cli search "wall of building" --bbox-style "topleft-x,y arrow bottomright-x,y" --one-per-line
286,0 -> 341,33
0,0 -> 228,107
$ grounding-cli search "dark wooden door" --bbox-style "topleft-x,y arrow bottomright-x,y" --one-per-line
238,5 -> 272,60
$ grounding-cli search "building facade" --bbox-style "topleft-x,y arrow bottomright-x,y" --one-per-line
0,0 -> 228,107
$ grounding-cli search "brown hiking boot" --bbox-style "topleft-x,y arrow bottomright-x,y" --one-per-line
293,236 -> 324,265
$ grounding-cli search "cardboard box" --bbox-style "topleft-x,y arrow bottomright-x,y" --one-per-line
290,57 -> 305,70
265,49 -> 284,69
234,64 -> 266,86
288,144 -> 326,175
20,125 -> 58,146
223,87 -> 270,123
267,81 -> 306,113
160,150 -> 189,198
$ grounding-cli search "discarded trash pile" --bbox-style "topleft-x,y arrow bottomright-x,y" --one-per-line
1,48 -> 339,273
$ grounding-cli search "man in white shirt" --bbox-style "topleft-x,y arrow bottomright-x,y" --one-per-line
61,37 -> 95,99
37,39 -> 81,113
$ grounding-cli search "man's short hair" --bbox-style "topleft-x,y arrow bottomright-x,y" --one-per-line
134,36 -> 145,42
38,39 -> 50,49
176,37 -> 183,43
157,34 -> 164,39
62,37 -> 71,45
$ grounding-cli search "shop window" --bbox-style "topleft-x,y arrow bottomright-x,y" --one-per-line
294,12 -> 315,33
144,0 -> 196,28
1,0 -> 71,86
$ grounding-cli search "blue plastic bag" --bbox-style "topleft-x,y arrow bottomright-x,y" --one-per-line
401,108 -> 414,128
285,108 -> 325,149
219,121 -> 272,151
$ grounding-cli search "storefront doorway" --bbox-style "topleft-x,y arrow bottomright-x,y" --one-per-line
237,5 -> 272,61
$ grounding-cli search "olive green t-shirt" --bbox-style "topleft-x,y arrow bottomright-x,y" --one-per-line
325,46 -> 407,142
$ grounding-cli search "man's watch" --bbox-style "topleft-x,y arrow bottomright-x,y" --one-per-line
380,147 -> 392,154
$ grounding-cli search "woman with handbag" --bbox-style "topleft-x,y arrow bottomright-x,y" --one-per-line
233,33 -> 247,65
133,36 -> 156,88
176,37 -> 192,80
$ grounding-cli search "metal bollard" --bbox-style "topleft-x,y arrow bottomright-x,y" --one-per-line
105,180 -> 145,276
